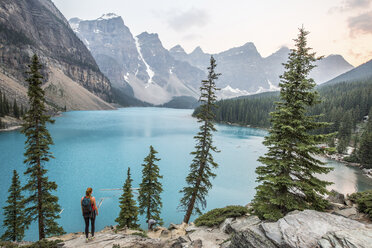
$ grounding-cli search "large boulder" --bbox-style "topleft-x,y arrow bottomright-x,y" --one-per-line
229,210 -> 372,248
318,228 -> 372,248
327,190 -> 346,205
187,226 -> 230,248
261,210 -> 368,248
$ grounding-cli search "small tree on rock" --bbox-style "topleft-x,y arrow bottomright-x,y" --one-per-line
138,146 -> 163,225
1,170 -> 27,242
116,167 -> 139,229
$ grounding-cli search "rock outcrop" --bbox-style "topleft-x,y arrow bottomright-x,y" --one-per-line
47,207 -> 372,248
227,210 -> 372,248
29,191 -> 372,248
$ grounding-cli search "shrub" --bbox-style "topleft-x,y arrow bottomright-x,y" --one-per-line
344,153 -> 360,163
194,205 -> 248,227
349,190 -> 372,219
112,245 -> 121,248
0,241 -> 18,248
131,232 -> 148,238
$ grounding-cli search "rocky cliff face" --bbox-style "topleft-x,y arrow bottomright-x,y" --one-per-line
0,0 -> 114,110
70,15 -> 204,105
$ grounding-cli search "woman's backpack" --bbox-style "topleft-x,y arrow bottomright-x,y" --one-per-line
82,197 -> 92,216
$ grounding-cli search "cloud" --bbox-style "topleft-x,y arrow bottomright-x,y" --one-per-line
328,0 -> 371,13
182,33 -> 202,41
348,49 -> 372,62
348,11 -> 372,37
166,8 -> 209,32
346,0 -> 371,8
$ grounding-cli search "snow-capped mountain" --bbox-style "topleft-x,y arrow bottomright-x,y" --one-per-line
70,13 -> 354,105
69,14 -> 204,105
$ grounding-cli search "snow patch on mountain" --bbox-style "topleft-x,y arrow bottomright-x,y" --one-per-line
218,82 -> 280,100
126,74 -> 171,105
254,86 -> 266,94
98,13 -> 119,20
70,22 -> 79,33
218,85 -> 250,99
268,80 -> 280,91
134,36 -> 154,86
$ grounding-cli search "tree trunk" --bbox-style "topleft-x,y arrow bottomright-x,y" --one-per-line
36,119 -> 45,240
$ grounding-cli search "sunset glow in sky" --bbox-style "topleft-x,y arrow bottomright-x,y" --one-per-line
53,0 -> 372,66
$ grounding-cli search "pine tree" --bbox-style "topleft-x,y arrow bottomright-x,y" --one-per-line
251,27 -> 334,221
359,108 -> 372,168
0,90 -> 3,117
13,99 -> 20,118
179,56 -> 221,224
138,146 -> 163,225
115,167 -> 139,229
1,170 -> 26,241
21,55 -> 65,240
20,104 -> 24,118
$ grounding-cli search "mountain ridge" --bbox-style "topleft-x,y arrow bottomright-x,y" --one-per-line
70,15 -> 204,105
0,0 -> 115,110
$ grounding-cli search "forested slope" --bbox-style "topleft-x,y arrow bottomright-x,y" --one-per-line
195,80 -> 371,130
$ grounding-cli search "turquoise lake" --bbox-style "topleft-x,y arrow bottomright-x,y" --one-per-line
1,107 -> 372,241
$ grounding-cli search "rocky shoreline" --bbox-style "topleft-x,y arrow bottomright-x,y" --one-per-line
0,116 -> 23,132
325,153 -> 372,179
8,192 -> 368,248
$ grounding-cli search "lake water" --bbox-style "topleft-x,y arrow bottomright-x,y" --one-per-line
1,107 -> 372,241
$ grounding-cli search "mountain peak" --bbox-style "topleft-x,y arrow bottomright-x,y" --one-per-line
69,17 -> 82,23
138,32 -> 159,38
277,46 -> 290,53
191,46 -> 204,55
169,45 -> 186,54
243,42 -> 256,48
98,13 -> 120,20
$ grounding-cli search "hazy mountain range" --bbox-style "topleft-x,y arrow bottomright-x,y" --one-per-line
70,13 -> 354,105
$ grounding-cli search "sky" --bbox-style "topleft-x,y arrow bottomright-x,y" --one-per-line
52,0 -> 372,67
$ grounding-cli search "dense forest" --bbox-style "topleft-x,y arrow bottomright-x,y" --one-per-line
194,79 -> 372,162
0,90 -> 24,128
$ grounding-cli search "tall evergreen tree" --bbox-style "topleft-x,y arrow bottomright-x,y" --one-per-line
20,104 -> 24,118
0,90 -> 3,117
21,55 -> 64,240
251,28 -> 334,221
13,99 -> 20,118
115,167 -> 139,229
138,146 -> 163,225
1,170 -> 26,241
179,56 -> 221,224
359,108 -> 372,168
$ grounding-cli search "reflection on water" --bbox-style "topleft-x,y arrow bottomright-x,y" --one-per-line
317,157 -> 372,195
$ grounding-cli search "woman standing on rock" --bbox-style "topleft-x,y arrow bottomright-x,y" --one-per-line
81,187 -> 99,242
